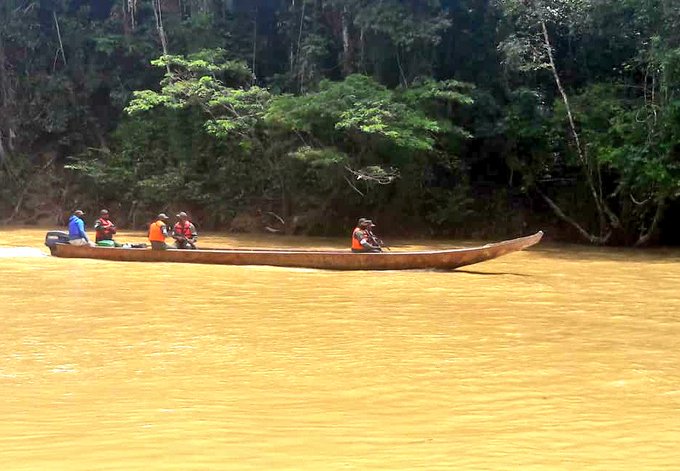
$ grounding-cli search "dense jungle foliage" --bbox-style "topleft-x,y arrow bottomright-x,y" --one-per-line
1,0 -> 679,244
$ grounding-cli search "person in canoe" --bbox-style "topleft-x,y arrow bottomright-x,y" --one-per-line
172,212 -> 198,249
351,218 -> 382,253
94,209 -> 120,247
365,220 -> 387,251
149,213 -> 170,250
68,209 -> 95,247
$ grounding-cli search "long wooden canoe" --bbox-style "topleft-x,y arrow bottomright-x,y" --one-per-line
46,231 -> 543,270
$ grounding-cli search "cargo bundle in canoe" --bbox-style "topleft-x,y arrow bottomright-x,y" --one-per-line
45,231 -> 543,271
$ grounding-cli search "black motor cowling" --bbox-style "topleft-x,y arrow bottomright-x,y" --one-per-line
44,231 -> 70,249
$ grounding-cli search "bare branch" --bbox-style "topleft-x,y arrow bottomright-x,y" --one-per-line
53,11 -> 67,67
345,165 -> 400,185
536,187 -> 611,244
630,193 -> 651,206
343,175 -> 365,197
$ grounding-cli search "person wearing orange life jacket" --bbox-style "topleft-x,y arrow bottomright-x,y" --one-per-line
351,218 -> 381,253
94,209 -> 120,246
149,213 -> 170,250
172,212 -> 198,249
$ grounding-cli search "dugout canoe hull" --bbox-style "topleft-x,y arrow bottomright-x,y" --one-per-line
47,231 -> 543,270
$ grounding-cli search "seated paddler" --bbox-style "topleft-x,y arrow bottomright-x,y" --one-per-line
172,211 -> 198,249
365,220 -> 386,250
351,218 -> 382,253
94,209 -> 120,247
68,209 -> 95,247
148,213 -> 170,250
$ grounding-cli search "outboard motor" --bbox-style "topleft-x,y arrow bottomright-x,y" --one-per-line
44,231 -> 70,254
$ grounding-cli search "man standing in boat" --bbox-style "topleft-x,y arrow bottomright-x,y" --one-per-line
172,212 -> 198,249
351,218 -> 382,253
68,209 -> 95,247
94,209 -> 120,246
149,213 -> 170,250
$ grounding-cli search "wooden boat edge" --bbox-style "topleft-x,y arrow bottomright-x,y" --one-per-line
48,231 -> 543,270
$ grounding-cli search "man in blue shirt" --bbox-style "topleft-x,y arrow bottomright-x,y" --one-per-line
68,209 -> 95,247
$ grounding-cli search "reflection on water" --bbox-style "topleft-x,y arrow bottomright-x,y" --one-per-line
1,228 -> 679,470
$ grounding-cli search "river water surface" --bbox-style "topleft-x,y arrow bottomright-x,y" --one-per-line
1,228 -> 679,470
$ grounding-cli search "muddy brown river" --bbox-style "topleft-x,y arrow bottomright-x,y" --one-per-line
1,228 -> 679,470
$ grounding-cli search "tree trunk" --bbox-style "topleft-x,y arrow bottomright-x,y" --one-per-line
635,198 -> 665,246
0,33 -> 15,164
396,46 -> 407,87
540,20 -> 619,236
152,0 -> 171,74
359,27 -> 366,73
341,5 -> 353,76
288,0 -> 296,73
0,35 -> 7,160
296,0 -> 307,93
127,0 -> 138,31
0,34 -> 6,109
252,5 -> 258,82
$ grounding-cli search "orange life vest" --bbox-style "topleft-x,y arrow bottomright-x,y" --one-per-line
351,227 -> 366,250
148,220 -> 167,242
